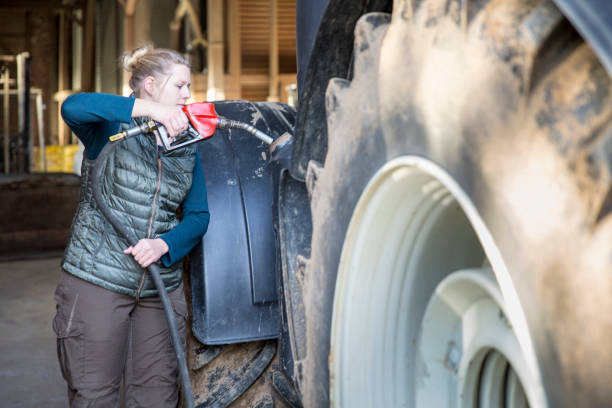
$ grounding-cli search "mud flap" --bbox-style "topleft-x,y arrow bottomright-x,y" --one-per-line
189,100 -> 296,345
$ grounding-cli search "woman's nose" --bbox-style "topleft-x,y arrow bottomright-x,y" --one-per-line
181,87 -> 191,100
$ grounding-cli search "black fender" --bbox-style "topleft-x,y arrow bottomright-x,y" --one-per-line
189,100 -> 295,345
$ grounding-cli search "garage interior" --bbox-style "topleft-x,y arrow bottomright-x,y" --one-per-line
0,1 -> 297,406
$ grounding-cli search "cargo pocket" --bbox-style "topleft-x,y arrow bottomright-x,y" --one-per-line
52,291 -> 84,388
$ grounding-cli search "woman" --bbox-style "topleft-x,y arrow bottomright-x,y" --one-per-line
53,45 -> 209,407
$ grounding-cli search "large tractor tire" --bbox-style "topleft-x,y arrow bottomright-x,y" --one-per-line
299,1 -> 612,407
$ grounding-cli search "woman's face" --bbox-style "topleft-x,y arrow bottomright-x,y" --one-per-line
151,63 -> 191,106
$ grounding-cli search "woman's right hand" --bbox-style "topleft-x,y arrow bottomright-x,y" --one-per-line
132,99 -> 189,137
150,104 -> 189,137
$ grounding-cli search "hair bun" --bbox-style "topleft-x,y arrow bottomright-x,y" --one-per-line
121,45 -> 152,72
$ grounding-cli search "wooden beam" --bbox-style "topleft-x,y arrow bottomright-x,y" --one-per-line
35,91 -> 46,171
3,88 -> 43,96
170,0 -> 208,52
16,52 -> 29,172
125,0 -> 137,16
58,10 -> 71,145
225,0 -> 241,98
183,0 -> 207,49
206,0 -> 225,100
240,74 -> 270,85
121,0 -> 137,95
228,0 -> 241,75
3,68 -> 9,173
58,11 -> 70,92
169,1 -> 186,50
267,0 -> 279,101
81,0 -> 96,92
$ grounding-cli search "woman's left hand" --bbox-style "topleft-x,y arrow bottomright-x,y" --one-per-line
124,238 -> 169,268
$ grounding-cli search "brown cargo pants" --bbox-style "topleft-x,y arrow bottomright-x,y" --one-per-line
52,270 -> 188,407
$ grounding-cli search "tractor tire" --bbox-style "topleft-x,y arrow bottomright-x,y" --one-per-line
184,264 -> 292,408
299,1 -> 612,407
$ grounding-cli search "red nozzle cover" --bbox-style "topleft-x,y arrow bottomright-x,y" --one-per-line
182,103 -> 219,139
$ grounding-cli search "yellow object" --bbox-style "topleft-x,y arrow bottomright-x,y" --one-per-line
33,144 -> 80,173
109,131 -> 127,142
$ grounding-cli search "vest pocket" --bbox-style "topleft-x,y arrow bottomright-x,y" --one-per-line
92,219 -> 109,256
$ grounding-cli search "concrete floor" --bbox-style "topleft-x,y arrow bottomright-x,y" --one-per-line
0,257 -> 68,407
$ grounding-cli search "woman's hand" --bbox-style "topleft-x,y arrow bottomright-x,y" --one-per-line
132,99 -> 189,137
124,238 -> 169,268
150,104 -> 189,137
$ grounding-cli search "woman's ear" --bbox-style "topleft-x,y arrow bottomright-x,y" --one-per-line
142,75 -> 157,98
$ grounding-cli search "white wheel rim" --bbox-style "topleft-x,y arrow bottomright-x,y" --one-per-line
329,156 -> 547,408
418,267 -> 531,408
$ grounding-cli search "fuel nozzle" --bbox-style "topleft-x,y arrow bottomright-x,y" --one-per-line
164,103 -> 274,149
108,102 -> 275,151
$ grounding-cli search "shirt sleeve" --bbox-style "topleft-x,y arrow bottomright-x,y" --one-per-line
61,93 -> 135,160
159,149 -> 210,267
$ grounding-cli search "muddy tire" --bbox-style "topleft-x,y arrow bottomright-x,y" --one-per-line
186,336 -> 286,408
299,1 -> 612,407
183,270 -> 292,408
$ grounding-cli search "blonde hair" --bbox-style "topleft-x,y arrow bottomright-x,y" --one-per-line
121,45 -> 190,94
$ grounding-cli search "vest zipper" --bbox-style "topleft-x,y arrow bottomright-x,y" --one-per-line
136,151 -> 163,301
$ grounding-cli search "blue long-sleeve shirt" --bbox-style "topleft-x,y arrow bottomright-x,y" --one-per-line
61,92 -> 210,267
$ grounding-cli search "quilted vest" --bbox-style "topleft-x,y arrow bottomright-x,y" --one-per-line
62,119 -> 197,297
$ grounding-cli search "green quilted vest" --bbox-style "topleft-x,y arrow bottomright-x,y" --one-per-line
62,119 -> 197,297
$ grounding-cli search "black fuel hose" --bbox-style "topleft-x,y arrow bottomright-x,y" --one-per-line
92,137 -> 195,408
